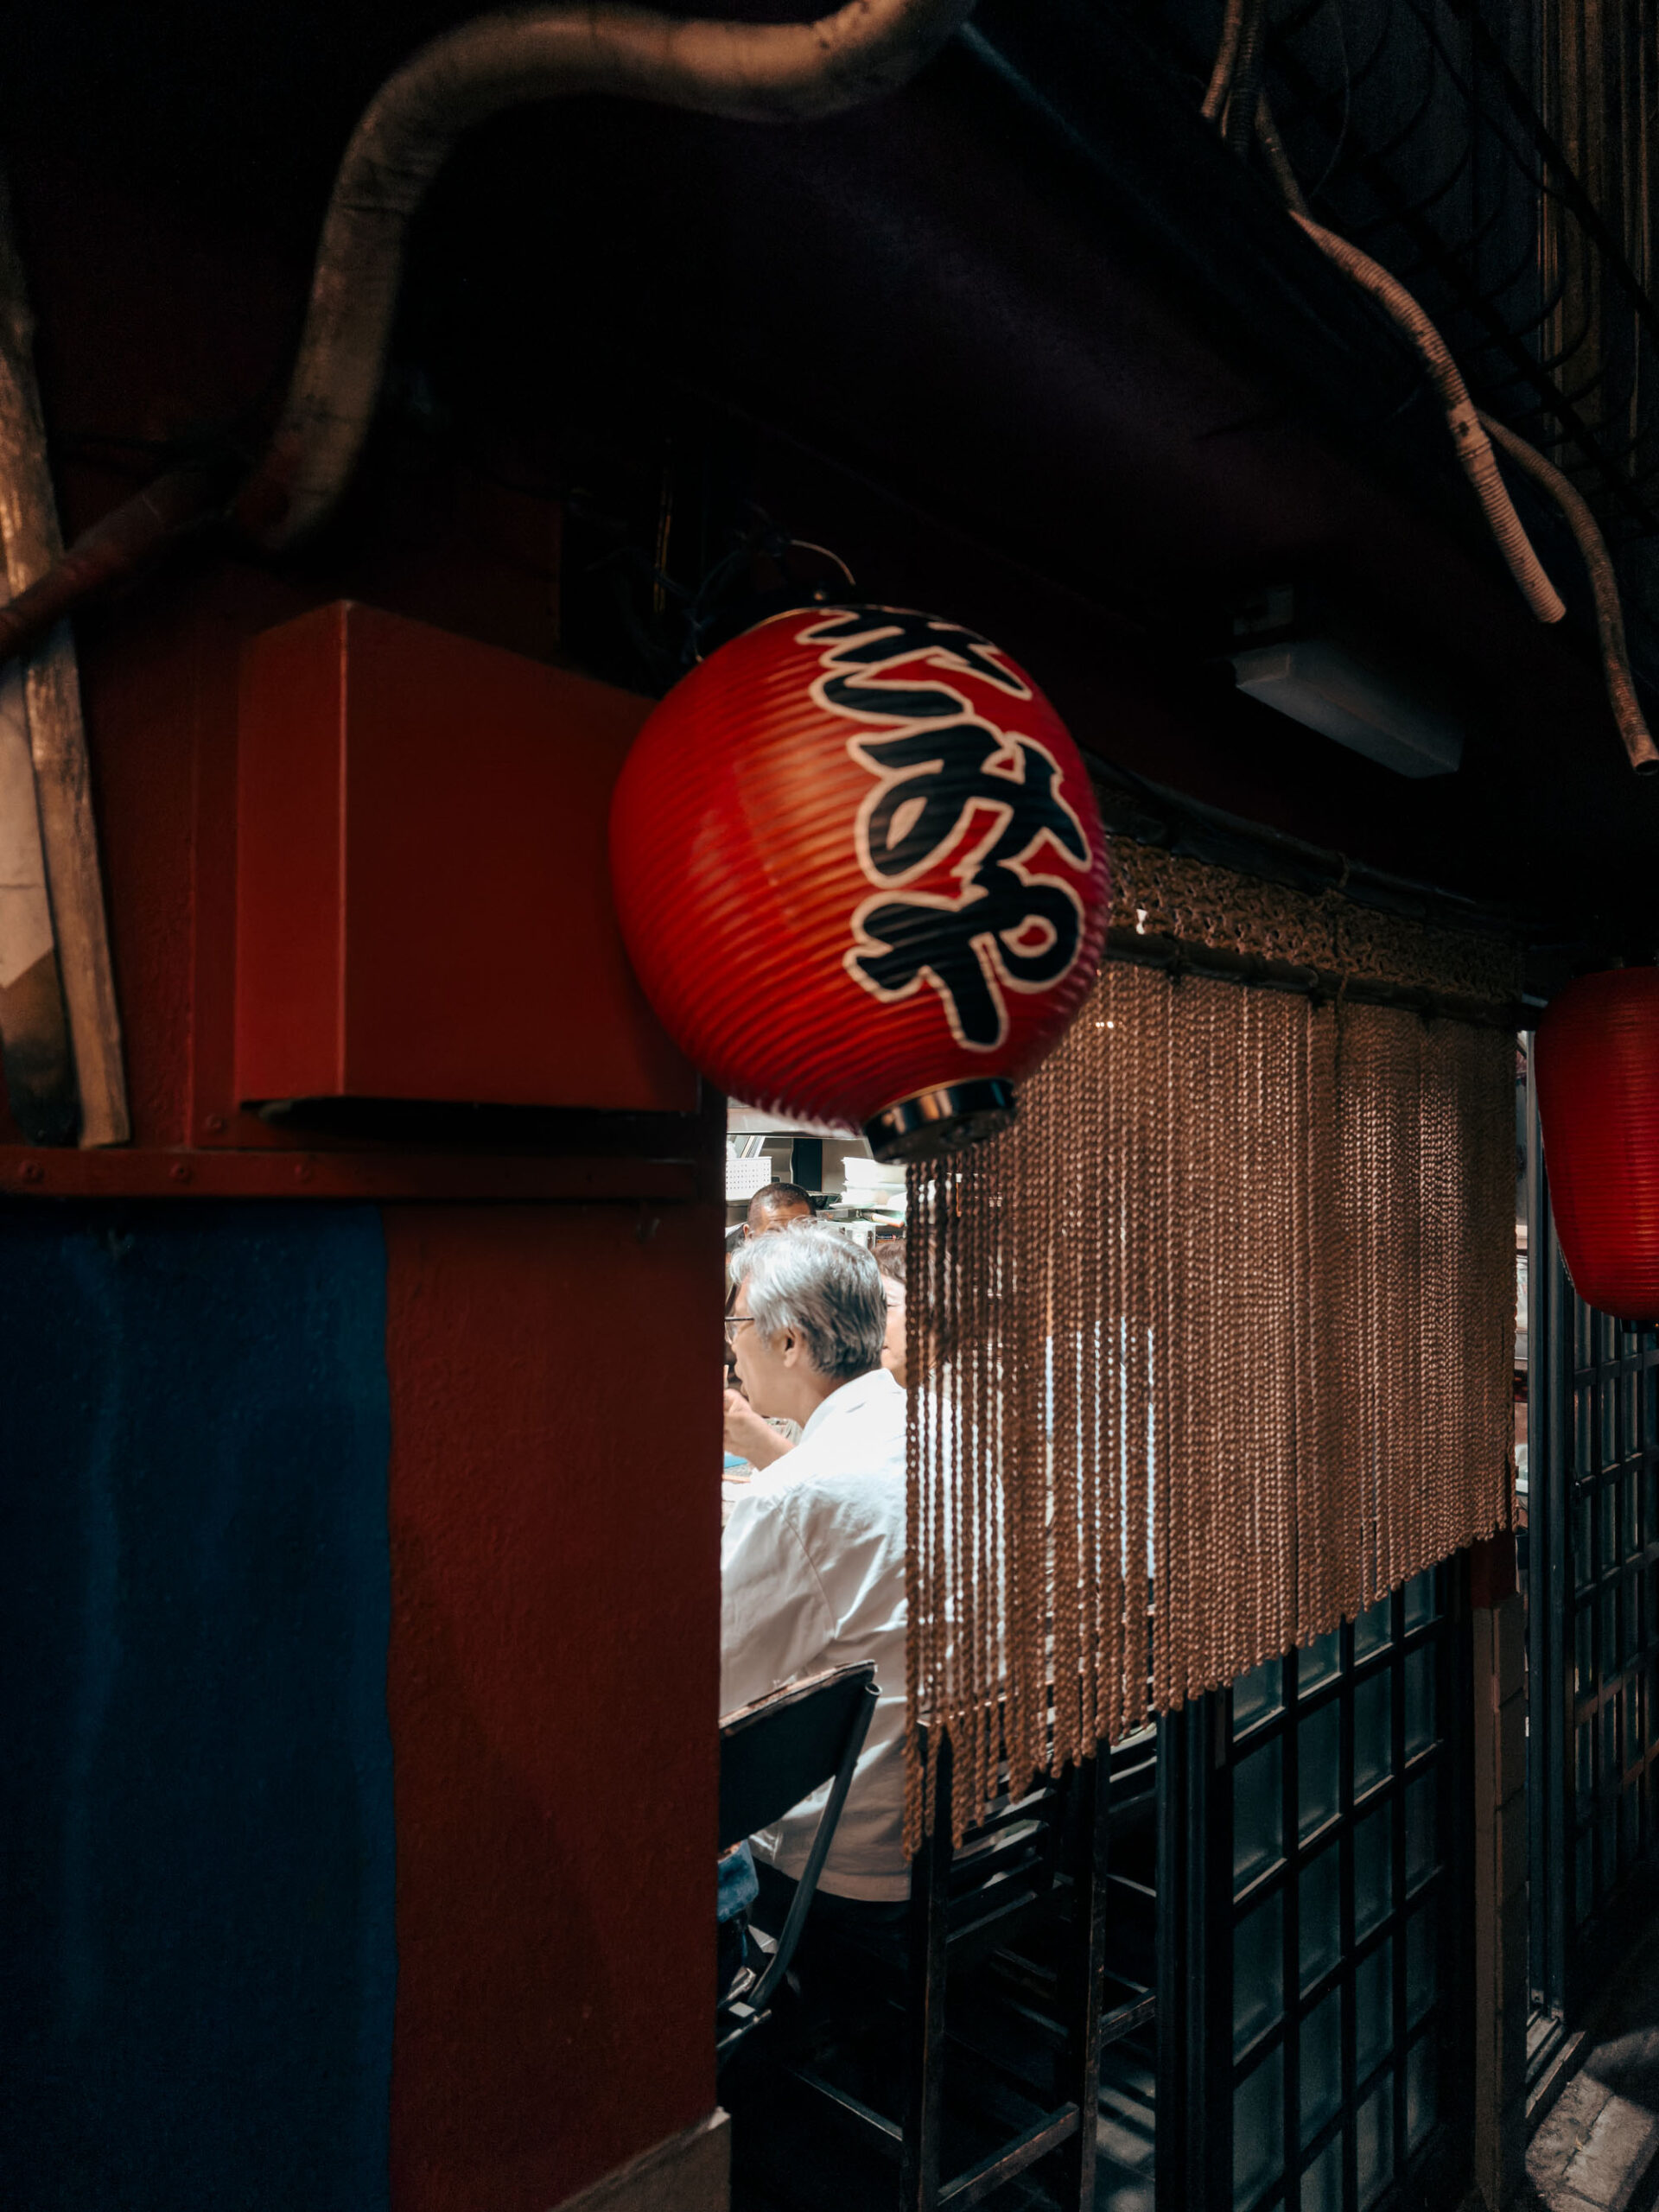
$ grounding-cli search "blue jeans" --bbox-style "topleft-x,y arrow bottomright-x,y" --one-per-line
716,1841 -> 759,2001
718,1840 -> 759,1923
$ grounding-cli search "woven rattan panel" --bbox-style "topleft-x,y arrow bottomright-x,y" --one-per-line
904,845 -> 1516,1847
1110,839 -> 1520,1013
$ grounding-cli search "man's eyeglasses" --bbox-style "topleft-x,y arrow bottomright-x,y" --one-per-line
723,1313 -> 757,1342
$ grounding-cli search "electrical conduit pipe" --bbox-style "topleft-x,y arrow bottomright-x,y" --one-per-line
1478,411 -> 1659,773
1288,212 -> 1567,627
1244,103 -> 1650,773
0,0 -> 976,670
237,0 -> 979,550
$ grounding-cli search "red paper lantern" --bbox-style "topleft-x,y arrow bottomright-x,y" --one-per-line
1535,968 -> 1659,1320
609,604 -> 1110,1159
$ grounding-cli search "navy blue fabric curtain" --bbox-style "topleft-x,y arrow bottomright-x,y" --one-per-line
0,1203 -> 395,2210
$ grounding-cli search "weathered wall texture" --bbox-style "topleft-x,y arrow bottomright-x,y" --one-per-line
384,1202 -> 720,2212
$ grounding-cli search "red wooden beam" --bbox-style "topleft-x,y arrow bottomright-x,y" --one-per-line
0,1145 -> 702,1203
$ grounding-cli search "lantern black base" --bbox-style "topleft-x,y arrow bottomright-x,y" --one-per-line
864,1079 -> 1018,1164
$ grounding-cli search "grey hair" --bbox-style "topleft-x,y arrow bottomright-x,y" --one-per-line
729,1221 -> 887,1384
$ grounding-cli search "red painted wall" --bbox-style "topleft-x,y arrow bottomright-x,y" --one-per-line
3,145 -> 727,2207
384,1204 -> 721,2210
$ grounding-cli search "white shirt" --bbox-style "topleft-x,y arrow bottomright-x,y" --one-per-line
720,1367 -> 908,1900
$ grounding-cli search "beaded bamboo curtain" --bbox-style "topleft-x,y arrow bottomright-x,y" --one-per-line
903,839 -> 1518,1848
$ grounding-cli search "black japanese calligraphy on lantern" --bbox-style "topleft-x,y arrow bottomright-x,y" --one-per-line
797,607 -> 1095,1052
804,606 -> 1031,724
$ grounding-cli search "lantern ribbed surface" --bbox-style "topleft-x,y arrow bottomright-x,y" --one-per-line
608,605 -> 1109,1142
1536,969 -> 1659,1321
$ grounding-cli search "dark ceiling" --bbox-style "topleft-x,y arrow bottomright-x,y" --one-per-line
4,0 -> 1656,969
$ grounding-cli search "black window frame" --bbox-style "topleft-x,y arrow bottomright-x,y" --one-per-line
1526,1052 -> 1659,2029
1155,1563 -> 1475,2212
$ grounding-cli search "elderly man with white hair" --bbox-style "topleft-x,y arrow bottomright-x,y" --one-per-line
721,1222 -> 909,1913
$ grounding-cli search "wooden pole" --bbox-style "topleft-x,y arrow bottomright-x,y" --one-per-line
0,172 -> 128,1146
0,651 -> 74,1142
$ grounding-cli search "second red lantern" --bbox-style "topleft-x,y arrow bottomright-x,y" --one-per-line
608,604 -> 1110,1159
1535,967 -> 1659,1322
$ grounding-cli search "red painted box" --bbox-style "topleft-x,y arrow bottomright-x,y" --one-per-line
234,602 -> 696,1112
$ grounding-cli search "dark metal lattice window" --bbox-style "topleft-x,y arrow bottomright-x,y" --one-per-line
1529,1169 -> 1659,1999
1563,1303 -> 1659,1925
1203,1569 -> 1469,2212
